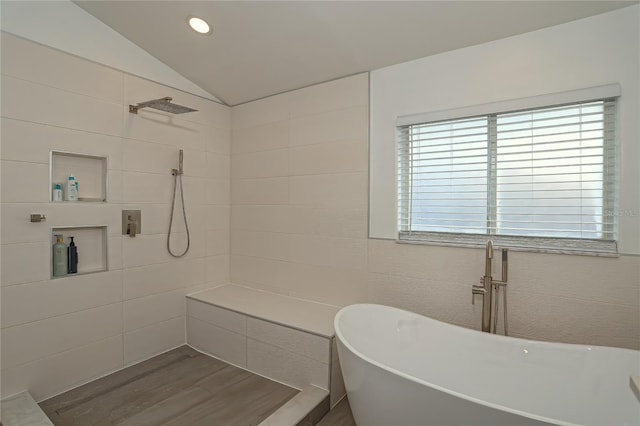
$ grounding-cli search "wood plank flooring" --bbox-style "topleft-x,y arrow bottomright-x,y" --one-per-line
39,346 -> 298,426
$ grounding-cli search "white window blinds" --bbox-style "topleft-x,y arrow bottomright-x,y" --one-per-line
397,98 -> 617,255
397,116 -> 489,235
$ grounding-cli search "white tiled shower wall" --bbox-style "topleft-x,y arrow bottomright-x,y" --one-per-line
231,75 -> 369,304
0,33 -> 231,400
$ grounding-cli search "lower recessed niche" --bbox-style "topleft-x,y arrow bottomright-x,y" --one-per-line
50,225 -> 108,279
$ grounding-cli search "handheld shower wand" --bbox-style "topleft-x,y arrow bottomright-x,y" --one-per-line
168,149 -> 190,257
172,149 -> 184,176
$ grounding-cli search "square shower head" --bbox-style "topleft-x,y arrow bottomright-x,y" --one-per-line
129,97 -> 197,114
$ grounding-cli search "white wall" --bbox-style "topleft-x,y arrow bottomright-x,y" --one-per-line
369,5 -> 640,255
0,0 -> 221,103
0,33 -> 231,401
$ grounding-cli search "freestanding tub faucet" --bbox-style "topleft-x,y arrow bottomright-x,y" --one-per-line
472,240 -> 508,333
472,240 -> 493,332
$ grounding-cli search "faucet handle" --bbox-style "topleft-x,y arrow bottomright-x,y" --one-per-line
471,285 -> 485,305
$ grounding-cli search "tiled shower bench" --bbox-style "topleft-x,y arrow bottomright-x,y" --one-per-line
186,284 -> 346,412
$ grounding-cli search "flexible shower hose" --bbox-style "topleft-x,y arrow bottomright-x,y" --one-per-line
167,172 -> 190,257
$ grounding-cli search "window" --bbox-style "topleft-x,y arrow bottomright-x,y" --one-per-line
397,98 -> 617,254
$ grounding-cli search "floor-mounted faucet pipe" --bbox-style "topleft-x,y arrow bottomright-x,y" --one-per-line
472,240 -> 509,334
472,240 -> 494,333
481,240 -> 493,333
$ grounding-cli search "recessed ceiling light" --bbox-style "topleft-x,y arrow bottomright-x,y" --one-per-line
187,16 -> 211,35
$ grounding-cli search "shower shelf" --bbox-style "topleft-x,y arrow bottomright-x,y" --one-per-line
50,151 -> 108,203
50,225 -> 108,279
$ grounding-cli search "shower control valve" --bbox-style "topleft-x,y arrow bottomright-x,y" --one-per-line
122,210 -> 141,238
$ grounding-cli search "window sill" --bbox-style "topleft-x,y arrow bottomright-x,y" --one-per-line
397,232 -> 618,257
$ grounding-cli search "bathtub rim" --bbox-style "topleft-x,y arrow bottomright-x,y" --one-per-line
334,303 -> 638,426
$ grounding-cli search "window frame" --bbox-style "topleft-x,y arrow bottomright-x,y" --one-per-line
397,97 -> 619,256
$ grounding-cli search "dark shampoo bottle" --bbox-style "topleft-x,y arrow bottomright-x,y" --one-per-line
68,236 -> 78,273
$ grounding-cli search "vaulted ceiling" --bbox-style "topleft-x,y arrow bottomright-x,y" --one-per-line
75,1 -> 636,106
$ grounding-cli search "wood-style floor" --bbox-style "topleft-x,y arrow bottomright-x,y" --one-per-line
39,346 -> 298,426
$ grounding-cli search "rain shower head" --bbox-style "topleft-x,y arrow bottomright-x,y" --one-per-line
129,97 -> 197,114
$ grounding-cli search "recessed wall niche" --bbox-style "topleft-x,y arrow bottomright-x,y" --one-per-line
50,225 -> 108,279
50,151 -> 108,202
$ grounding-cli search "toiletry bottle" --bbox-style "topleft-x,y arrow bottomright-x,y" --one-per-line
53,234 -> 68,277
52,183 -> 63,202
66,174 -> 78,201
68,236 -> 78,274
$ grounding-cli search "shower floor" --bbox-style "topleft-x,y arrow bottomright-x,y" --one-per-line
39,345 -> 298,425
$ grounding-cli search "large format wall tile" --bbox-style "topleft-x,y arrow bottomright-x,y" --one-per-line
247,339 -> 329,391
1,33 -> 123,103
288,73 -> 369,117
124,259 -> 195,300
288,234 -> 367,270
289,107 -> 368,147
289,173 -> 367,208
2,304 -> 122,370
232,149 -> 289,180
247,318 -> 330,363
1,76 -> 123,137
124,289 -> 185,332
124,317 -> 185,365
232,177 -> 289,205
1,241 -> 51,286
0,118 -> 123,168
232,121 -> 289,154
1,336 -> 123,402
187,299 -> 246,335
0,160 -> 50,203
187,316 -> 247,368
230,74 -> 369,306
232,230 -> 290,261
232,94 -> 291,130
289,140 -> 367,176
1,270 -> 123,328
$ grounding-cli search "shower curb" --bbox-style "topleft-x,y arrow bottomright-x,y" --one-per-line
0,391 -> 53,426
259,385 -> 329,426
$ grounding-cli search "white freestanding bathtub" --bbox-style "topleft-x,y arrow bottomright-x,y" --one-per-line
334,304 -> 640,426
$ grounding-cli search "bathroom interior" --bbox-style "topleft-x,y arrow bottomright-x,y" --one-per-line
1,1 -> 639,425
